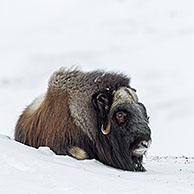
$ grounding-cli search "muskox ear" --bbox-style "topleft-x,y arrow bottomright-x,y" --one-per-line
92,93 -> 111,117
92,92 -> 112,135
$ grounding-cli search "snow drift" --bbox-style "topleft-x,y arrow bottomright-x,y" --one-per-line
0,135 -> 194,194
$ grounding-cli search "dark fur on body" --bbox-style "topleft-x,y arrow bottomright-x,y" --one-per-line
15,68 -> 151,171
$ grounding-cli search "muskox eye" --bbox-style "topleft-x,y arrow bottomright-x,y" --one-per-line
115,111 -> 127,125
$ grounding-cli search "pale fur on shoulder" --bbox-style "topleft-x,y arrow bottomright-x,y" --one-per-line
28,94 -> 46,114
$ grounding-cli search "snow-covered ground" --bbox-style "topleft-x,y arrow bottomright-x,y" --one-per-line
1,135 -> 194,194
0,0 -> 194,193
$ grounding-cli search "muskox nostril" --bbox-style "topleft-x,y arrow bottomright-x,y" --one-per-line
140,141 -> 148,148
139,140 -> 151,148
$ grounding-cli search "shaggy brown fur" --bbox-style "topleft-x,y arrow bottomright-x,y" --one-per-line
15,87 -> 93,157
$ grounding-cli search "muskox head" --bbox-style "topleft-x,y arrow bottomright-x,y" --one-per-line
91,85 -> 151,171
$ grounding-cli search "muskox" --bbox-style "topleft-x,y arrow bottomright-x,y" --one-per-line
15,68 -> 151,171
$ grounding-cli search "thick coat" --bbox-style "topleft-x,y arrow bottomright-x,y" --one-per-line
15,68 -> 151,171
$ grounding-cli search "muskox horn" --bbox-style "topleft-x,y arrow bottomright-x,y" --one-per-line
101,122 -> 111,135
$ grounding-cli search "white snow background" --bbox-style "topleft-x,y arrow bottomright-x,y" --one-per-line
0,0 -> 194,193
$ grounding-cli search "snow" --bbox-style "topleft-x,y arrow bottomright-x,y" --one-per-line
0,0 -> 194,193
1,135 -> 194,194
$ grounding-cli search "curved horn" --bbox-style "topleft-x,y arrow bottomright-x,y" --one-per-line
101,122 -> 111,135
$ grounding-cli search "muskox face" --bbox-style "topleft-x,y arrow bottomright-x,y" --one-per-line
92,87 -> 151,171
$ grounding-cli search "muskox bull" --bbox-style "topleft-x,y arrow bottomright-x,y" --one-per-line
15,68 -> 151,171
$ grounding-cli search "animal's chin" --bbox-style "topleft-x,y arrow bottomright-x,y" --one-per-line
130,155 -> 145,172
129,139 -> 151,171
